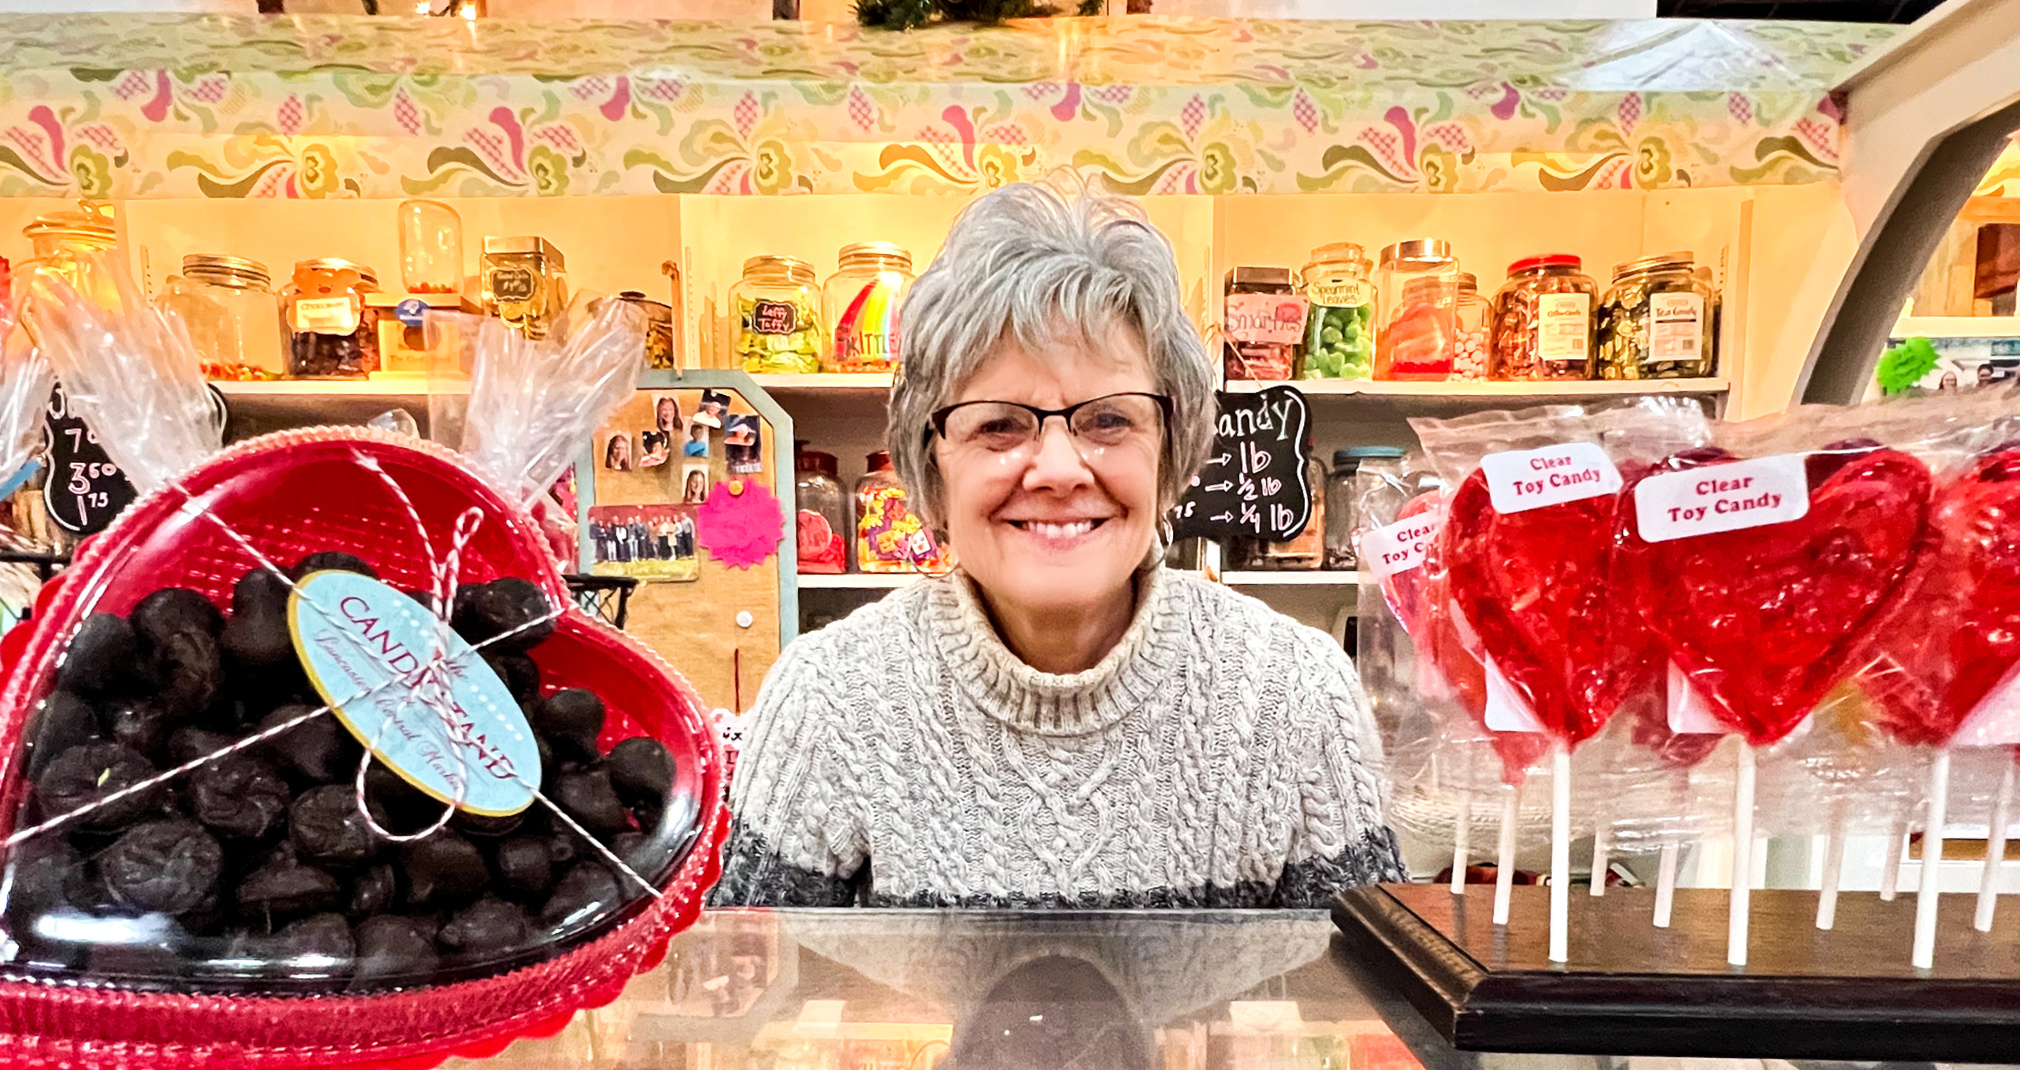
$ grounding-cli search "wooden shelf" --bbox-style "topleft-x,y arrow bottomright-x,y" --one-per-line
1221,377 -> 1730,398
1892,316 -> 2020,339
748,373 -> 896,399
213,380 -> 458,398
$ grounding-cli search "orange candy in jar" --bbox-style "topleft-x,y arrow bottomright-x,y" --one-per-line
1373,239 -> 1457,381
1489,254 -> 1597,380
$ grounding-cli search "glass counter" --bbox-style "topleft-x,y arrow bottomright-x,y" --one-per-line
441,908 -> 2011,1070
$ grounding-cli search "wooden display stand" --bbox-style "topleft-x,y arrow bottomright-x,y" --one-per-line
1332,882 -> 2020,1062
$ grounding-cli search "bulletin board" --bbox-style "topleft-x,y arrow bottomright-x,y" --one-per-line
581,370 -> 797,718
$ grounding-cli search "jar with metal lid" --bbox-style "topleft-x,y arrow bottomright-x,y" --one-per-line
1325,445 -> 1406,570
1451,273 -> 1490,381
795,445 -> 849,575
823,242 -> 914,373
481,236 -> 567,340
733,256 -> 824,374
1596,251 -> 1717,380
284,258 -> 380,379
1299,244 -> 1376,380
1375,239 -> 1457,381
1491,255 -> 1596,380
613,290 -> 676,369
1222,266 -> 1307,381
20,204 -> 119,299
155,254 -> 284,381
856,450 -> 948,574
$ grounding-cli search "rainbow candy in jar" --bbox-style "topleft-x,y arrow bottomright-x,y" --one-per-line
824,242 -> 915,374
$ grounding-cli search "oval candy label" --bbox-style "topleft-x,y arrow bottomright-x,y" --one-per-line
288,571 -> 541,816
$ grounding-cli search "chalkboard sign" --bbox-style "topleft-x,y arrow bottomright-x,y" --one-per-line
42,382 -> 137,536
1172,385 -> 1313,542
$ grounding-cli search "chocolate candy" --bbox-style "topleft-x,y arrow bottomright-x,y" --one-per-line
97,818 -> 223,915
290,785 -> 383,866
259,706 -> 360,785
540,862 -> 619,928
362,764 -> 439,836
553,768 -> 628,837
450,809 -> 523,839
150,628 -> 222,721
438,896 -> 531,956
534,690 -> 604,763
238,848 -> 343,920
36,742 -> 161,831
491,836 -> 555,903
7,838 -> 83,914
189,755 -> 292,842
220,568 -> 294,668
452,578 -> 555,654
352,915 -> 437,986
168,727 -> 237,767
348,863 -> 397,917
27,691 -> 99,777
606,737 -> 673,808
57,614 -> 144,698
289,552 -> 377,581
483,651 -> 541,705
100,695 -> 174,760
131,588 -> 225,644
273,912 -> 356,967
401,830 -> 489,909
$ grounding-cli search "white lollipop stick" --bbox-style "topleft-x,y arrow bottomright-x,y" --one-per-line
1728,744 -> 1756,967
1590,820 -> 1611,898
1913,748 -> 1951,970
1452,748 -> 1474,895
1493,784 -> 1520,926
1654,842 -> 1679,928
1976,757 -> 2014,932
1816,813 -> 1846,931
1550,744 -> 1572,963
1881,808 -> 1908,901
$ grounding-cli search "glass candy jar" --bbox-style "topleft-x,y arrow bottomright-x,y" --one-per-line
398,200 -> 464,296
156,254 -> 283,381
1324,446 -> 1405,570
481,236 -> 567,340
733,256 -> 824,374
1490,255 -> 1596,381
856,451 -> 948,574
1299,244 -> 1375,380
1596,251 -> 1718,380
795,447 -> 849,575
20,204 -> 119,299
1450,273 -> 1490,381
1222,267 -> 1306,381
285,258 -> 380,379
1374,239 -> 1457,381
824,242 -> 913,373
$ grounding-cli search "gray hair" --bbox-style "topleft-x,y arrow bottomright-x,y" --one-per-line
888,182 -> 1216,532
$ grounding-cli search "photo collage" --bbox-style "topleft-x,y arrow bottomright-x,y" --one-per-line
590,388 -> 768,582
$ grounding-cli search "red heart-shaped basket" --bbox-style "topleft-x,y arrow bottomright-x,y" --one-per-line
0,427 -> 729,1069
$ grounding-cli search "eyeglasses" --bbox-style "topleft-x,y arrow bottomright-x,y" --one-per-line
926,392 -> 1172,454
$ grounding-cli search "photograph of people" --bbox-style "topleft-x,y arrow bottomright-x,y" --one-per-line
604,433 -> 632,472
695,390 -> 730,429
640,430 -> 670,468
712,181 -> 1401,909
684,465 -> 711,504
685,422 -> 711,458
724,414 -> 762,475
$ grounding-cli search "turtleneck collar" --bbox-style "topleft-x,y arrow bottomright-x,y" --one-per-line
926,567 -> 1185,737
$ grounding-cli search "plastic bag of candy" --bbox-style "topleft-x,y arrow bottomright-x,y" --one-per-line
0,257 -> 728,1068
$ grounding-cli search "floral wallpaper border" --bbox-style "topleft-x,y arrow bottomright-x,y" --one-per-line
0,15 -> 1896,199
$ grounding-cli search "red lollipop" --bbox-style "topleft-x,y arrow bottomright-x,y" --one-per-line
1858,443 -> 2020,747
1618,442 -> 1931,747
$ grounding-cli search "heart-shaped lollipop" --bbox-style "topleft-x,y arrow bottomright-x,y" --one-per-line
1443,468 -> 1656,749
0,428 -> 728,1069
1857,443 -> 2020,747
1618,442 -> 1931,747
1420,524 -> 1550,785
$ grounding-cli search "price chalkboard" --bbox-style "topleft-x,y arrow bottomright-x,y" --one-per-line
1171,385 -> 1313,542
42,382 -> 137,536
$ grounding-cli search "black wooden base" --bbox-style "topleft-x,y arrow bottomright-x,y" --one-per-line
1332,883 -> 2020,1062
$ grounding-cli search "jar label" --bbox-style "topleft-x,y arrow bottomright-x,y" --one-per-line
1224,293 -> 1308,346
1535,292 -> 1589,364
1633,453 -> 1810,543
489,266 -> 538,302
288,571 -> 540,816
1648,292 -> 1703,364
858,484 -> 945,570
294,295 -> 357,335
1359,508 -> 1442,579
1479,442 -> 1621,514
752,299 -> 799,336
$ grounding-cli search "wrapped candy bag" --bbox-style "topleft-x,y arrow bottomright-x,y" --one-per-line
0,259 -> 727,1067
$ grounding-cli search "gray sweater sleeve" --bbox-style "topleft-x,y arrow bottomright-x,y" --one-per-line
1273,628 -> 1406,907
709,634 -> 869,907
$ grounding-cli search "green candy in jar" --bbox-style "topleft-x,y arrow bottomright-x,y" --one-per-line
731,255 -> 826,374
1297,244 -> 1376,380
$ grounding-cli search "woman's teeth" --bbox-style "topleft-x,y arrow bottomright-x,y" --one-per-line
1016,520 -> 1100,539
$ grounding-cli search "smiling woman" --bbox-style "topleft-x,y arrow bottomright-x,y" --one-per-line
710,181 -> 1403,909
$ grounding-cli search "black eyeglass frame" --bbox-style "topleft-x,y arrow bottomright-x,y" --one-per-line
923,392 -> 1175,448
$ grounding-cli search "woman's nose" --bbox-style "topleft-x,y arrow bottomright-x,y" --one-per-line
1022,416 -> 1094,491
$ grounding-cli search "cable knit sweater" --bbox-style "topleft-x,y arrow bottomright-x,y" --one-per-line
710,567 -> 1404,908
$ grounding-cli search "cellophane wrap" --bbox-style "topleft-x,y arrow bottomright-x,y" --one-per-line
21,257 -> 219,495
0,258 -> 725,1068
459,298 -> 644,511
